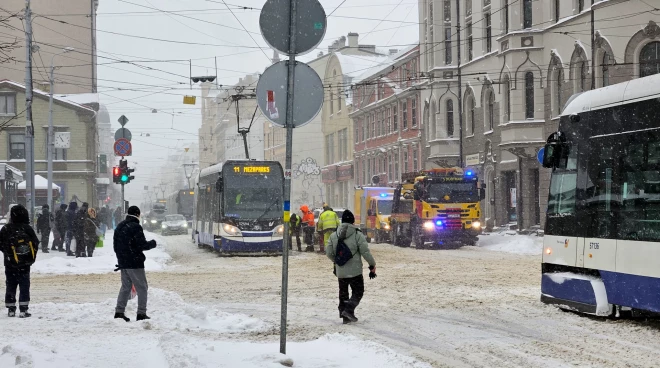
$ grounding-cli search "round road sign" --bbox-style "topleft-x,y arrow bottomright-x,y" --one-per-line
114,138 -> 132,156
114,128 -> 132,141
256,60 -> 323,128
259,0 -> 327,56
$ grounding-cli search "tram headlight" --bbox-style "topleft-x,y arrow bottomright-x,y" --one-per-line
161,223 -> 167,229
472,221 -> 481,229
273,225 -> 285,237
150,219 -> 157,224
423,221 -> 435,230
222,224 -> 242,237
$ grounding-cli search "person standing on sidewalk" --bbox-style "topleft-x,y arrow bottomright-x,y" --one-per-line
36,204 -> 51,253
300,205 -> 315,251
325,209 -> 377,324
52,203 -> 67,252
113,206 -> 157,322
65,202 -> 78,257
0,205 -> 40,318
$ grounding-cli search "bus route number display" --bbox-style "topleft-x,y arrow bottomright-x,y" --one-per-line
233,166 -> 271,174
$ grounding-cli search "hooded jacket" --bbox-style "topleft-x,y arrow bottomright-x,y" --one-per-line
325,223 -> 376,279
300,205 -> 315,227
54,204 -> 67,234
66,202 -> 78,232
84,208 -> 100,244
113,215 -> 156,269
0,205 -> 40,270
36,207 -> 51,234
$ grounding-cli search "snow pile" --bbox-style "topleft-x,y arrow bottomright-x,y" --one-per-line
31,231 -> 172,275
0,289 -> 430,368
477,233 -> 543,255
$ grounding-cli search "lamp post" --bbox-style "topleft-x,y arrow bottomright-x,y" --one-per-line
47,47 -> 74,212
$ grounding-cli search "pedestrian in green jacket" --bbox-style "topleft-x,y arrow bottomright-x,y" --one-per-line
325,209 -> 377,324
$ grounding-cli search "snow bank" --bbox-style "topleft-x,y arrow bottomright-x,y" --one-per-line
477,233 -> 543,255
31,230 -> 172,275
0,289 -> 430,368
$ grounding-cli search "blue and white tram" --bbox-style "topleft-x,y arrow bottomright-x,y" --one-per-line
193,160 -> 285,254
541,73 -> 660,316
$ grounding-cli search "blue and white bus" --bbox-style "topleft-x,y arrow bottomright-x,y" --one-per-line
193,160 -> 284,254
541,73 -> 660,316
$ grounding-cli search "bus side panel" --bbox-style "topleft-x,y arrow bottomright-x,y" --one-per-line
542,235 -> 578,266
616,240 -> 660,278
582,238 -> 617,272
600,271 -> 660,313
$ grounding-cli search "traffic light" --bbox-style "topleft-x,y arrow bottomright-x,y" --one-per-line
119,159 -> 129,184
112,166 -> 121,184
126,167 -> 135,183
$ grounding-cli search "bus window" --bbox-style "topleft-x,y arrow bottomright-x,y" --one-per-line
547,173 -> 577,215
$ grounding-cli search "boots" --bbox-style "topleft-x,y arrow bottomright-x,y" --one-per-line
19,311 -> 31,318
114,312 -> 130,322
7,307 -> 16,317
136,314 -> 151,321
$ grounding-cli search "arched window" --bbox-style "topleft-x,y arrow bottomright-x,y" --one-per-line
579,61 -> 588,91
525,72 -> 534,119
602,52 -> 611,87
487,91 -> 495,130
503,77 -> 511,122
430,101 -> 437,139
523,0 -> 532,29
640,41 -> 660,78
446,100 -> 454,137
329,89 -> 334,114
578,0 -> 584,13
466,95 -> 475,135
555,68 -> 563,115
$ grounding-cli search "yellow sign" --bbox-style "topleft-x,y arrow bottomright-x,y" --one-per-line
189,191 -> 194,195
183,96 -> 196,105
233,166 -> 271,174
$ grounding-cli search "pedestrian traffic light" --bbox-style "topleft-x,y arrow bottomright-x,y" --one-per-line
112,167 -> 121,184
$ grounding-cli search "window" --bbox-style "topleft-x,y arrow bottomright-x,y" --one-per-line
554,0 -> 560,22
466,22 -> 473,61
523,0 -> 532,29
364,116 -> 369,140
525,72 -> 534,119
376,112 -> 381,137
326,134 -> 334,163
487,91 -> 495,130
412,98 -> 417,127
337,87 -> 342,111
503,0 -> 509,33
355,122 -> 359,143
0,94 -> 16,115
580,61 -> 588,92
485,13 -> 492,53
340,129 -> 348,160
466,0 -> 472,16
578,0 -> 584,13
329,89 -> 334,114
555,68 -> 563,115
413,147 -> 419,170
443,0 -> 451,22
402,101 -> 408,130
386,108 -> 391,134
467,96 -> 475,134
388,154 -> 393,182
602,52 -> 611,87
394,150 -> 399,181
403,150 -> 409,172
371,113 -> 376,138
640,41 -> 660,78
504,77 -> 511,122
393,105 -> 398,131
9,134 -> 25,159
428,3 -> 434,68
446,99 -> 454,137
445,28 -> 452,65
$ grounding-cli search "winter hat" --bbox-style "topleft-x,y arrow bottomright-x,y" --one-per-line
341,209 -> 355,224
10,204 -> 29,225
127,206 -> 140,217
42,204 -> 49,210
82,202 -> 89,209
60,203 -> 67,210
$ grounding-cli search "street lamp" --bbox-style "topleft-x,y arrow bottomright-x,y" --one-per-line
47,47 -> 74,212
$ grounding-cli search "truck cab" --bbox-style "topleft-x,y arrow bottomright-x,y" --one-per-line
354,187 -> 395,243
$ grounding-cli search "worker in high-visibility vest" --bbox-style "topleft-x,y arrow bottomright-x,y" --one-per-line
289,213 -> 302,252
317,204 -> 340,253
300,205 -> 315,251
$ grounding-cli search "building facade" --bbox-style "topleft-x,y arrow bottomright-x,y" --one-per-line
418,0 -> 660,229
0,80 -> 97,205
352,46 -> 423,188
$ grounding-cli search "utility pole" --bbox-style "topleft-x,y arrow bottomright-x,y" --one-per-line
590,3 -> 596,90
24,0 -> 35,223
455,0 -> 463,168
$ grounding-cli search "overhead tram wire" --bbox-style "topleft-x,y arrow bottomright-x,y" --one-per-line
219,0 -> 271,62
327,0 -> 348,17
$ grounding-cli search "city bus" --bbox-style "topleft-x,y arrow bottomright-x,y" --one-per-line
541,73 -> 660,316
193,160 -> 284,254
166,189 -> 195,224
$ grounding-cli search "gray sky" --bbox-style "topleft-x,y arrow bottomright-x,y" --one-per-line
97,0 -> 418,204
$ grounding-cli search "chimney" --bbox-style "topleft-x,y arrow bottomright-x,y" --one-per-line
347,32 -> 359,48
338,36 -> 347,48
328,40 -> 338,53
389,49 -> 399,55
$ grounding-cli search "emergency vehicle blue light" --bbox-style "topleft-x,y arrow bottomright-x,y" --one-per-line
435,220 -> 443,226
466,171 -> 473,176
379,193 -> 388,197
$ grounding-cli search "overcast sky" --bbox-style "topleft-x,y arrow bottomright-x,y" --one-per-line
97,0 -> 418,204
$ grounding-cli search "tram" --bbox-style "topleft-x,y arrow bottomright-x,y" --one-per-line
541,73 -> 660,316
193,160 -> 284,254
166,189 -> 195,224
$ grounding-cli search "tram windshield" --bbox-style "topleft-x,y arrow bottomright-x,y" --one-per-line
223,163 -> 283,219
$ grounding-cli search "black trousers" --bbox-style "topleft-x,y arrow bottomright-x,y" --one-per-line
74,233 -> 86,256
53,229 -> 64,250
303,227 -> 314,245
288,228 -> 301,250
40,231 -> 50,251
338,275 -> 364,317
5,268 -> 30,312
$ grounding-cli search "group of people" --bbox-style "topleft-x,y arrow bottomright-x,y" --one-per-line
290,203 -> 377,324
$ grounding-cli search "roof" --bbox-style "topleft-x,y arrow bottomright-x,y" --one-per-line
352,44 -> 419,84
0,80 -> 96,114
562,73 -> 660,116
55,93 -> 99,105
333,53 -> 390,79
18,174 -> 61,190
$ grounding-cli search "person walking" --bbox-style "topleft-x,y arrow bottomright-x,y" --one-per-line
74,203 -> 89,258
52,203 -> 67,252
113,206 -> 157,322
65,202 -> 78,257
300,205 -> 315,252
288,213 -> 302,252
0,205 -> 40,318
325,209 -> 377,324
317,204 -> 340,253
113,206 -> 123,229
36,204 -> 51,253
84,208 -> 101,257
104,206 -> 113,233
98,206 -> 109,236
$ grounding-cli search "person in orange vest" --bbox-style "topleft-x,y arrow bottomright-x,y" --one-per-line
300,205 -> 315,252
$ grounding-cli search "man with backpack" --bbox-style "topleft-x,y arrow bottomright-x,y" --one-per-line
36,204 -> 51,253
0,205 -> 40,318
325,209 -> 377,324
113,206 -> 157,322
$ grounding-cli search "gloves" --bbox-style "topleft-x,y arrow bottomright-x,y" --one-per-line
368,265 -> 377,280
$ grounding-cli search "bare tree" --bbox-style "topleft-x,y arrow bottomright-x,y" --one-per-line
0,12 -> 20,64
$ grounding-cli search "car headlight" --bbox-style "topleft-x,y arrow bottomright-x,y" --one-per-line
381,222 -> 390,230
161,223 -> 167,229
183,223 -> 188,228
151,220 -> 157,224
273,224 -> 284,237
222,223 -> 242,236
472,221 -> 481,229
423,221 -> 435,230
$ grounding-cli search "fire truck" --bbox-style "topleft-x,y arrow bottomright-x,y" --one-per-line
390,168 -> 484,248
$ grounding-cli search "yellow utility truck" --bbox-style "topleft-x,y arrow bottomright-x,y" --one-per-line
390,168 -> 484,248
354,187 -> 395,243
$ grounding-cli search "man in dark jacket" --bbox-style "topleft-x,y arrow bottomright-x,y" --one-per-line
113,206 -> 157,322
65,201 -> 78,256
36,204 -> 51,253
98,206 -> 109,236
74,202 -> 89,257
0,205 -> 40,318
52,203 -> 67,252
113,206 -> 123,229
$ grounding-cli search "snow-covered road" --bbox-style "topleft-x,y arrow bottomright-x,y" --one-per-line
9,232 -> 660,367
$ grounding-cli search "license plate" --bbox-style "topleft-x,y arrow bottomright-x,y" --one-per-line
448,214 -> 460,218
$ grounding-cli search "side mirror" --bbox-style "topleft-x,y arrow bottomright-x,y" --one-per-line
480,188 -> 486,200
215,177 -> 223,193
542,142 -> 570,169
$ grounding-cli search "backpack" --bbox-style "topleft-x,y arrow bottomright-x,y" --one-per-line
8,227 -> 36,267
334,230 -> 361,267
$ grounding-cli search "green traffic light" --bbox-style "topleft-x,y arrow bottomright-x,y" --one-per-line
121,175 -> 129,182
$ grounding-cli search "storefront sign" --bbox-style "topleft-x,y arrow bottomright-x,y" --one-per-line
465,153 -> 480,166
337,164 -> 354,181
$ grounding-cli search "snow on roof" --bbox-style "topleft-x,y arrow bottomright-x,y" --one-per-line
0,80 -> 95,114
352,44 -> 418,84
18,174 -> 61,190
55,93 -> 99,105
334,53 -> 390,79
